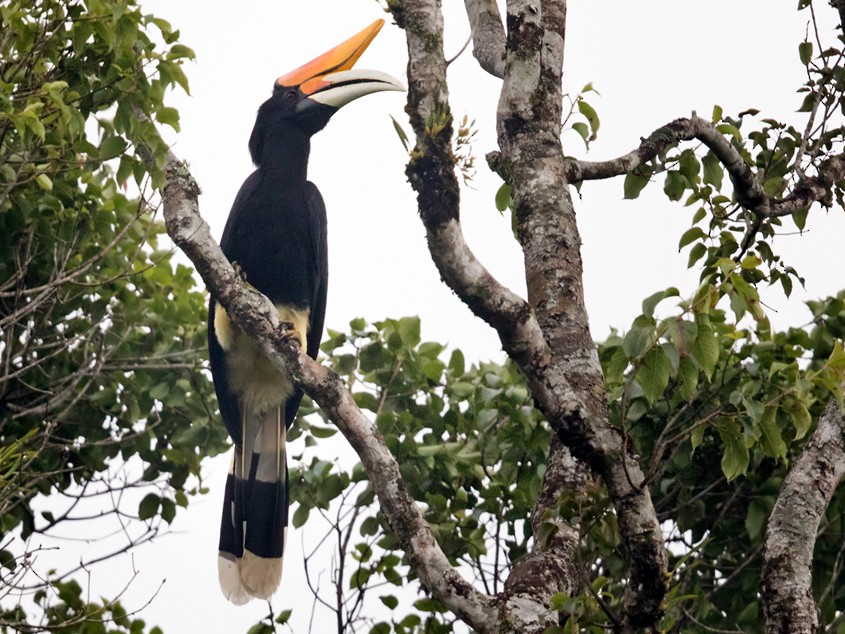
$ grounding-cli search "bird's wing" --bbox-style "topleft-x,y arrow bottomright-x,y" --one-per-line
209,170 -> 264,442
281,182 -> 328,428
208,298 -> 242,443
304,181 -> 329,361
220,170 -> 263,252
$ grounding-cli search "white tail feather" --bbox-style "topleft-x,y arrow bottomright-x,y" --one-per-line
239,549 -> 283,599
216,409 -> 287,601
218,554 -> 251,605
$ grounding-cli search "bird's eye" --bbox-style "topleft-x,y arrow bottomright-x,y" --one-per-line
282,89 -> 298,103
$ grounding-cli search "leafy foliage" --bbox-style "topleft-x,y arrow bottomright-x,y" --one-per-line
598,284 -> 845,629
280,317 -> 551,632
0,1 -> 226,630
283,293 -> 845,632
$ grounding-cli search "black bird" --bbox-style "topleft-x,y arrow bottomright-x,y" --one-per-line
208,19 -> 402,604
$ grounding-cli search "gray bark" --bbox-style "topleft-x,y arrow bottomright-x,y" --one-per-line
761,398 -> 845,633
565,115 -> 845,218
494,0 -> 666,628
398,0 -> 668,629
464,0 -> 506,78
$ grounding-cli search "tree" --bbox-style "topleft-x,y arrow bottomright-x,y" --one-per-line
162,0 -> 845,632
7,1 -> 845,633
0,1 -> 227,631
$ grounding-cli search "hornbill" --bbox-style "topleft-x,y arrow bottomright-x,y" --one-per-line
208,19 -> 402,604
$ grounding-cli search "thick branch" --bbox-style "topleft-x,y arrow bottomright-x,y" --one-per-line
463,0 -> 506,78
564,114 -> 845,219
398,0 -> 667,629
761,397 -> 845,634
156,151 -> 498,634
395,0 -> 561,385
499,438 -> 586,632
396,2 -> 590,631
565,115 -> 766,210
497,0 -> 667,628
772,152 -> 845,216
396,0 -> 669,627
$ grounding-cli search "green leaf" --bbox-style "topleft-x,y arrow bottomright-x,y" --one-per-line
350,567 -> 371,589
784,399 -> 812,440
664,170 -> 686,201
678,356 -> 699,401
758,406 -> 786,460
690,422 -> 706,452
0,549 -> 16,572
398,315 -> 421,347
35,173 -> 53,191
275,610 -> 292,624
390,114 -> 409,152
745,499 -> 768,540
99,136 -> 128,160
797,91 -> 816,113
571,121 -> 590,148
379,595 -> 399,610
354,391 -> 380,412
678,226 -> 706,250
623,326 -> 653,359
160,497 -> 176,524
691,323 -> 719,379
605,347 -> 629,384
360,516 -> 380,537
642,288 -> 679,318
495,183 -> 512,212
292,504 -> 309,528
448,349 -> 465,376
716,122 -> 743,141
679,150 -> 701,180
156,106 -> 180,131
729,272 -> 764,321
687,242 -> 707,268
549,592 -> 570,612
309,425 -> 337,439
717,420 -> 749,480
150,382 -> 170,401
637,347 -> 673,405
798,41 -> 813,65
169,44 -> 196,59
792,207 -> 809,231
138,493 -> 160,521
450,382 -> 475,398
702,153 -> 724,190
624,170 -> 650,199
577,99 -> 600,138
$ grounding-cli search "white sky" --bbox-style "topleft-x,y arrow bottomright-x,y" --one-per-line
24,1 -> 845,633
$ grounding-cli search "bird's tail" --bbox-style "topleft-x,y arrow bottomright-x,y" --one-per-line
218,406 -> 288,604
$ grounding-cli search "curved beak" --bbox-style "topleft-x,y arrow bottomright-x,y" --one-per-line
276,19 -> 404,110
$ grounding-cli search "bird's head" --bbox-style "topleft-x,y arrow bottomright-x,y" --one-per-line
250,19 -> 404,163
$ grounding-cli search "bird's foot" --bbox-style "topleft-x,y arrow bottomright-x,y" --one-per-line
278,321 -> 304,348
232,261 -> 248,283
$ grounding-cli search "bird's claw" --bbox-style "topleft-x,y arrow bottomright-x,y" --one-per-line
279,321 -> 303,348
232,261 -> 248,283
